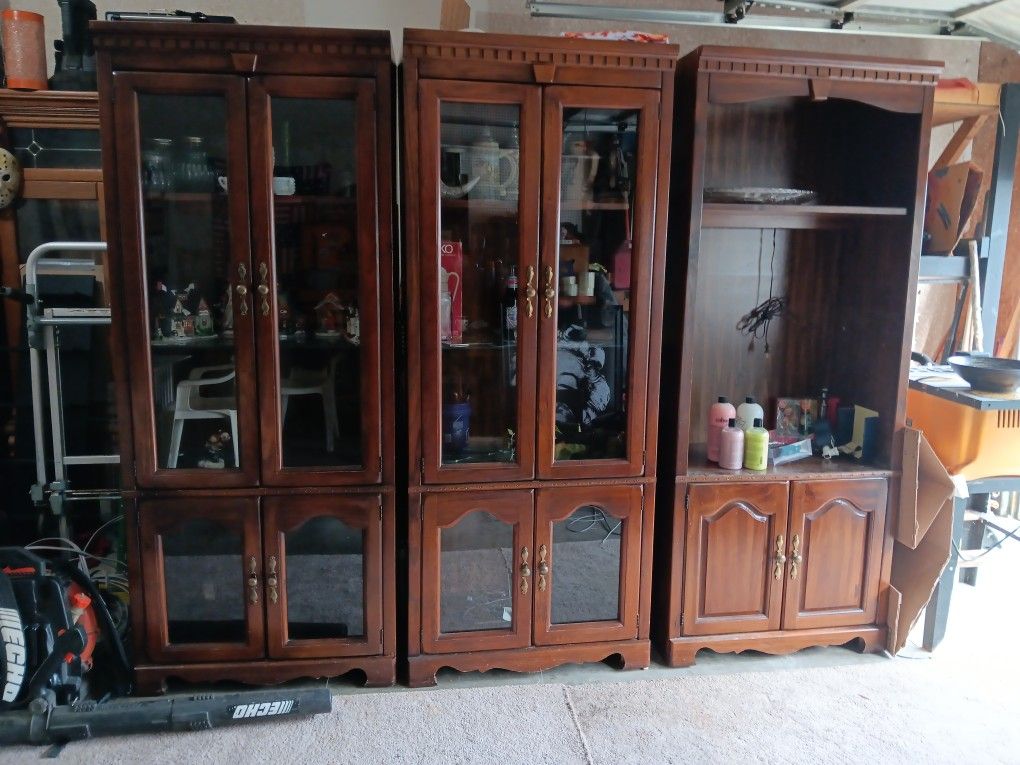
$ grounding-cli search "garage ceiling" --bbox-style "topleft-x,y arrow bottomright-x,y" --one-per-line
528,0 -> 1020,50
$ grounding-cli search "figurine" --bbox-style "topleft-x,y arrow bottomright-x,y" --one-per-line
314,293 -> 345,337
194,298 -> 214,336
197,429 -> 231,469
345,306 -> 361,345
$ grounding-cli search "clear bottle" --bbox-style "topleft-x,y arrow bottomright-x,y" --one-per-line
718,418 -> 745,471
744,417 -> 769,471
707,395 -> 736,463
736,396 -> 764,432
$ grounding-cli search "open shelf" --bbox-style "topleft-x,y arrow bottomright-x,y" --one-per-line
144,192 -> 355,206
683,445 -> 895,483
702,203 -> 908,230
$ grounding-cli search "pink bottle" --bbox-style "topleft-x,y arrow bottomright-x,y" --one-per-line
707,396 -> 736,463
718,418 -> 745,470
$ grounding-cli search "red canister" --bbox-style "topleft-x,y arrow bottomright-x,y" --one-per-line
2,10 -> 48,91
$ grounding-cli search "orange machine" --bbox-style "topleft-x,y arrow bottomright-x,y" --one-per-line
907,371 -> 1020,480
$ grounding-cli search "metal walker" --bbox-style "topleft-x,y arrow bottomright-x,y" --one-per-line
16,241 -> 118,536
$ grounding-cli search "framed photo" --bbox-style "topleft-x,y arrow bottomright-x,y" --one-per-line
775,397 -> 818,437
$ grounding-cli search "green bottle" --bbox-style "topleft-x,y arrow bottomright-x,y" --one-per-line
744,417 -> 769,471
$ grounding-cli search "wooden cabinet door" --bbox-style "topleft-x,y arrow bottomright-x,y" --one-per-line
138,497 -> 264,663
112,72 -> 260,488
682,482 -> 790,636
416,80 -> 542,485
533,485 -> 642,645
783,479 -> 888,630
247,76 -> 386,487
263,494 -> 383,659
536,86 -> 662,480
421,491 -> 533,654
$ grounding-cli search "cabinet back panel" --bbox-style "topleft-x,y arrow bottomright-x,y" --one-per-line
687,228 -> 841,442
704,99 -> 921,207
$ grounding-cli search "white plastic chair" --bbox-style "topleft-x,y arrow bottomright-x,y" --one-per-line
166,365 -> 239,468
280,357 -> 340,452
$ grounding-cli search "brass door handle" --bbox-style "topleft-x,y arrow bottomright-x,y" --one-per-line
773,534 -> 786,581
790,534 -> 802,580
520,546 -> 531,595
247,555 -> 259,605
543,265 -> 555,318
538,543 -> 549,592
267,555 -> 278,605
525,265 -> 536,318
257,261 -> 270,317
236,262 -> 249,317
236,284 -> 249,317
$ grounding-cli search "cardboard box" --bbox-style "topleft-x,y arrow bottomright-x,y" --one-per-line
440,240 -> 463,343
923,162 -> 983,254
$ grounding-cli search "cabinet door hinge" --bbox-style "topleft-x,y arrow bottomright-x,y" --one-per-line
419,456 -> 425,478
379,455 -> 383,474
684,492 -> 690,511
380,627 -> 384,645
378,497 -> 383,522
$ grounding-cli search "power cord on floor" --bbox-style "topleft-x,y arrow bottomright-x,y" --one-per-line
952,518 -> 1020,563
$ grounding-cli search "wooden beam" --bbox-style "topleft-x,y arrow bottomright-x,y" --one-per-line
935,114 -> 990,168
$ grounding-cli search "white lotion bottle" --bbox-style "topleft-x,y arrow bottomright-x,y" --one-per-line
736,396 -> 764,432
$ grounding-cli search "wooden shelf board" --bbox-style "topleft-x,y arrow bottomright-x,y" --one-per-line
932,82 -> 1000,127
702,203 -> 908,229
682,445 -> 895,483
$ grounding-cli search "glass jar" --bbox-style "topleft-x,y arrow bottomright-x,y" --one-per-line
177,135 -> 215,193
142,137 -> 173,193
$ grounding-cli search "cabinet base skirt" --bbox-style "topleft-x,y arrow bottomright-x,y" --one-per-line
134,655 -> 396,695
663,625 -> 887,668
406,639 -> 650,687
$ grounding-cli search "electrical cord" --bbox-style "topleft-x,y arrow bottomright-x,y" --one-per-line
737,228 -> 786,354
952,519 -> 1020,562
566,507 -> 621,546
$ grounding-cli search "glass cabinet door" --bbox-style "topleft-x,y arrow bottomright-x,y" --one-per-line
537,87 -> 662,479
417,81 -> 542,484
533,486 -> 643,646
138,497 -> 264,662
263,495 -> 383,658
113,73 -> 258,488
421,491 -> 533,653
248,77 -> 383,486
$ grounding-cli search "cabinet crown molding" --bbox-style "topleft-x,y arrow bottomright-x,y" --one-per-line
90,22 -> 391,60
403,28 -> 677,72
695,45 -> 941,85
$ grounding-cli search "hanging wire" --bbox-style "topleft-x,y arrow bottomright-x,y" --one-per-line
737,228 -> 786,355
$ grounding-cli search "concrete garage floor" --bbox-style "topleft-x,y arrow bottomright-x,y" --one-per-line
4,545 -> 1018,764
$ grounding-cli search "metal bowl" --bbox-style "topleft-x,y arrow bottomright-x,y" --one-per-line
948,355 -> 1020,393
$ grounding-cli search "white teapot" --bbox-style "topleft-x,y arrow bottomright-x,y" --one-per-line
468,128 -> 519,201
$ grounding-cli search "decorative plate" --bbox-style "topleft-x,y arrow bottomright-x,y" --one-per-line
704,187 -> 818,205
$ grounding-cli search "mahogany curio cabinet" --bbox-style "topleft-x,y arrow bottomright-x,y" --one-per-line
401,30 -> 676,685
653,47 -> 946,666
93,23 -> 397,692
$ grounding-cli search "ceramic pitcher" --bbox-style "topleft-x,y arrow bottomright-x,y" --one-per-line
468,128 -> 519,200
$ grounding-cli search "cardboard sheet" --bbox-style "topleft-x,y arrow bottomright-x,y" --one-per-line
887,427 -> 957,654
923,162 -> 984,255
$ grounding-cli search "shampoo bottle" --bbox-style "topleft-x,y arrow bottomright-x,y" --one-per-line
744,417 -> 769,471
719,418 -> 745,470
707,396 -> 736,462
736,396 -> 764,432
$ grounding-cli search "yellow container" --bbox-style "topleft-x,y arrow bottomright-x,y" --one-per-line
906,387 -> 1020,480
